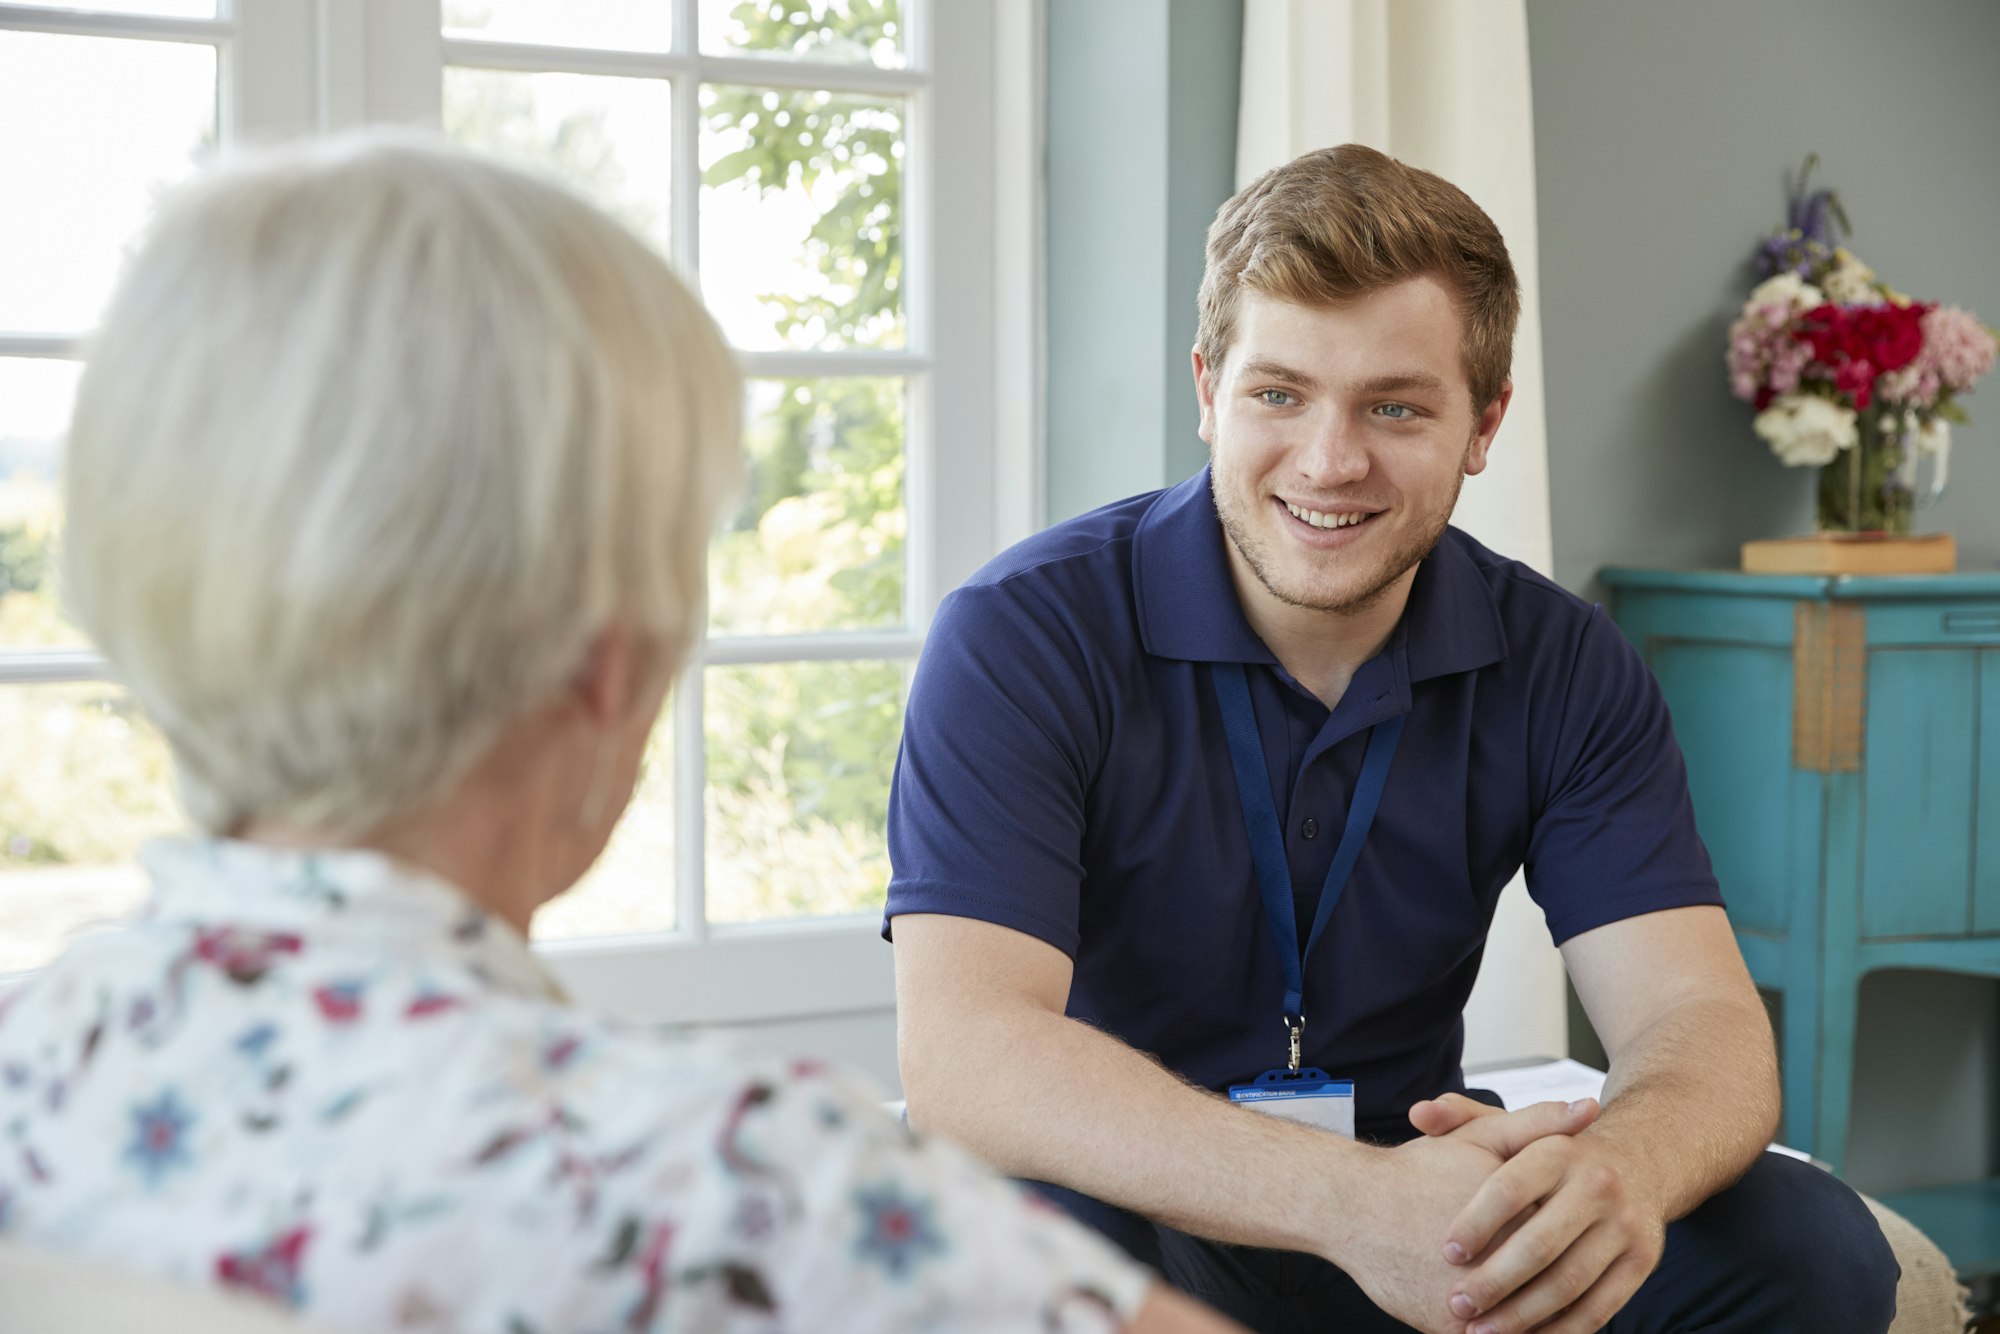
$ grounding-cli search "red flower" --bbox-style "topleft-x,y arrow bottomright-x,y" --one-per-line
311,981 -> 364,1024
192,928 -> 303,986
216,1225 -> 312,1305
1792,302 -> 1932,411
404,991 -> 464,1020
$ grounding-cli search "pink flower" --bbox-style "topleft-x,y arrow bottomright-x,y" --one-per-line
1880,306 -> 1998,407
1728,303 -> 1815,410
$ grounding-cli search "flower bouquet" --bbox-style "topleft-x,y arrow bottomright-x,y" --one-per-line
1728,155 -> 1996,559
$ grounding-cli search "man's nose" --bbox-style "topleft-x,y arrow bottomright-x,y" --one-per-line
1297,413 -> 1369,485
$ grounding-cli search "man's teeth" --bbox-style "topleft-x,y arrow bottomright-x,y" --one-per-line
1284,501 -> 1371,530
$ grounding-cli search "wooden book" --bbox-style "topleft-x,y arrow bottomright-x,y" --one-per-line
1740,532 -> 1957,575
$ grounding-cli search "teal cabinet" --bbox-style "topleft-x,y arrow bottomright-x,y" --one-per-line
1600,569 -> 2000,1179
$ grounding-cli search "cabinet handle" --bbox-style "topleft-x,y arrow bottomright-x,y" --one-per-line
1942,612 -> 2000,635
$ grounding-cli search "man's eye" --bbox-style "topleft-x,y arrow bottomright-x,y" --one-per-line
1377,403 -> 1413,419
1258,389 -> 1294,406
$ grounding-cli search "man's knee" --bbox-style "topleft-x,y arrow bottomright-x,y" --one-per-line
1665,1152 -> 1899,1332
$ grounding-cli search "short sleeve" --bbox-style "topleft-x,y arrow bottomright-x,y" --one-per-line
1524,607 -> 1725,943
885,581 -> 1103,957
734,1062 -> 1152,1331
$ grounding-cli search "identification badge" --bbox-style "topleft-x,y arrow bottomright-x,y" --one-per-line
1227,1067 -> 1355,1138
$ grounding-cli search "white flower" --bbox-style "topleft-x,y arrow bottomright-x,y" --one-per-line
1754,394 -> 1858,467
1747,272 -> 1825,313
1822,252 -> 1877,305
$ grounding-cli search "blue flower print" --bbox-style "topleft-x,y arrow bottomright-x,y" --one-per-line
852,1182 -> 946,1280
124,1088 -> 196,1188
236,1022 -> 279,1060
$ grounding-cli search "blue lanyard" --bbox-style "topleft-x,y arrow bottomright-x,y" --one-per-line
1211,662 -> 1405,1070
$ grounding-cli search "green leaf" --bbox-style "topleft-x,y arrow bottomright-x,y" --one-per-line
595,1215 -> 641,1270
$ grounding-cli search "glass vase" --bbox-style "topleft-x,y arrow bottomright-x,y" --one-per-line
1816,408 -> 1913,535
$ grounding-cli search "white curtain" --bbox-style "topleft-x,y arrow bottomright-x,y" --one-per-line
1237,0 -> 1568,1067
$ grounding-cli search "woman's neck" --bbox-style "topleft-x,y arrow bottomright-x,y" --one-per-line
237,769 -> 565,938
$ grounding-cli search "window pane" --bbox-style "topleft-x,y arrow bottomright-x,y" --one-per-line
0,358 -> 84,649
710,377 -> 903,636
531,705 -> 677,941
443,0 -> 673,52
0,684 -> 177,975
443,66 -> 672,254
0,32 -> 216,333
699,0 -> 907,69
704,659 -> 905,923
700,85 -> 904,350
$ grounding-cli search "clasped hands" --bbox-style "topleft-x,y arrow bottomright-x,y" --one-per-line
1345,1092 -> 1666,1334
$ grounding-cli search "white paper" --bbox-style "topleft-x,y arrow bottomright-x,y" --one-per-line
1470,1059 -> 1812,1163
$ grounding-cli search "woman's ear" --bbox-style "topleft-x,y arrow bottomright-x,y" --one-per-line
571,625 -> 640,728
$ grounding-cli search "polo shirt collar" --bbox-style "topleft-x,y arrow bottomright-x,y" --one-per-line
1132,466 -> 1508,684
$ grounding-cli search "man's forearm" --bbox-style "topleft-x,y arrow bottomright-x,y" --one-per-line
901,1000 -> 1378,1260
1584,995 -> 1780,1221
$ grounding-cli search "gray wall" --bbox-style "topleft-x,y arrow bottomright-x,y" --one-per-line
1045,0 -> 1243,523
1530,0 -> 2000,1195
1530,0 -> 2000,591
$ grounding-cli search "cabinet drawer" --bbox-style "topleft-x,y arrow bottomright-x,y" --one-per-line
1865,602 -> 2000,647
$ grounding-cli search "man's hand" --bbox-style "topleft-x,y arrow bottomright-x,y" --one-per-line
1336,1099 -> 1597,1334
1411,1095 -> 1665,1334
1407,1092 -> 1597,1143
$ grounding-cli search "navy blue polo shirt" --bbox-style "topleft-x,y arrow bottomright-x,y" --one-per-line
884,467 -> 1721,1142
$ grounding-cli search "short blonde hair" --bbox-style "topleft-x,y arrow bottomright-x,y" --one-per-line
62,131 -> 742,836
1196,144 -> 1520,409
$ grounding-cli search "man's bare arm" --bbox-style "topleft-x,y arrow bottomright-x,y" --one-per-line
1433,905 -> 1778,1334
895,912 -> 1596,1333
1564,905 -> 1779,1215
895,913 -> 1368,1252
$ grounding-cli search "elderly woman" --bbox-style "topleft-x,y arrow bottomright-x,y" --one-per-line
0,134 -> 1232,1333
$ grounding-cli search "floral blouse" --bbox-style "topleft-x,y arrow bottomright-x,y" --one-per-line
0,839 -> 1150,1332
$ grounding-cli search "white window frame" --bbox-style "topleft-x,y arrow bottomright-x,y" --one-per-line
0,0 -> 1043,1033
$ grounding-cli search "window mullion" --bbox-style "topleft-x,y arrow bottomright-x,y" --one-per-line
0,652 -> 111,686
673,644 -> 708,940
902,0 -> 936,631
671,61 -> 701,288
228,0 -> 315,143
0,335 -> 82,359
669,0 -> 706,940
0,4 -> 230,43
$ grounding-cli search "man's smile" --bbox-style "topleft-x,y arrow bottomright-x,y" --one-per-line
1277,497 -> 1382,541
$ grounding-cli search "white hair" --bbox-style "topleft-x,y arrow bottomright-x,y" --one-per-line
61,130 -> 742,836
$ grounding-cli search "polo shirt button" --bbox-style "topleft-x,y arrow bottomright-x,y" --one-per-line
1301,818 -> 1318,840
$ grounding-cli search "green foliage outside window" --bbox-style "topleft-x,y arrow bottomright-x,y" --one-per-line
701,0 -> 907,918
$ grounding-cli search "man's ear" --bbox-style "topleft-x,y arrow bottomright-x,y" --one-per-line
1192,347 -> 1218,445
1464,379 -> 1513,477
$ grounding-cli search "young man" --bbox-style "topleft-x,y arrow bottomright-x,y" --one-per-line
885,146 -> 1898,1333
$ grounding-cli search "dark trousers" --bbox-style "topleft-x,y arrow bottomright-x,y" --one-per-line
1029,1151 -> 1900,1332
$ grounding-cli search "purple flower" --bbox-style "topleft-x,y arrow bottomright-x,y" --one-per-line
125,1088 -> 196,1188
852,1182 -> 946,1279
1753,154 -> 1849,279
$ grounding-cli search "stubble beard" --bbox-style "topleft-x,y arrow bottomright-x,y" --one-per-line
1210,466 -> 1463,617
